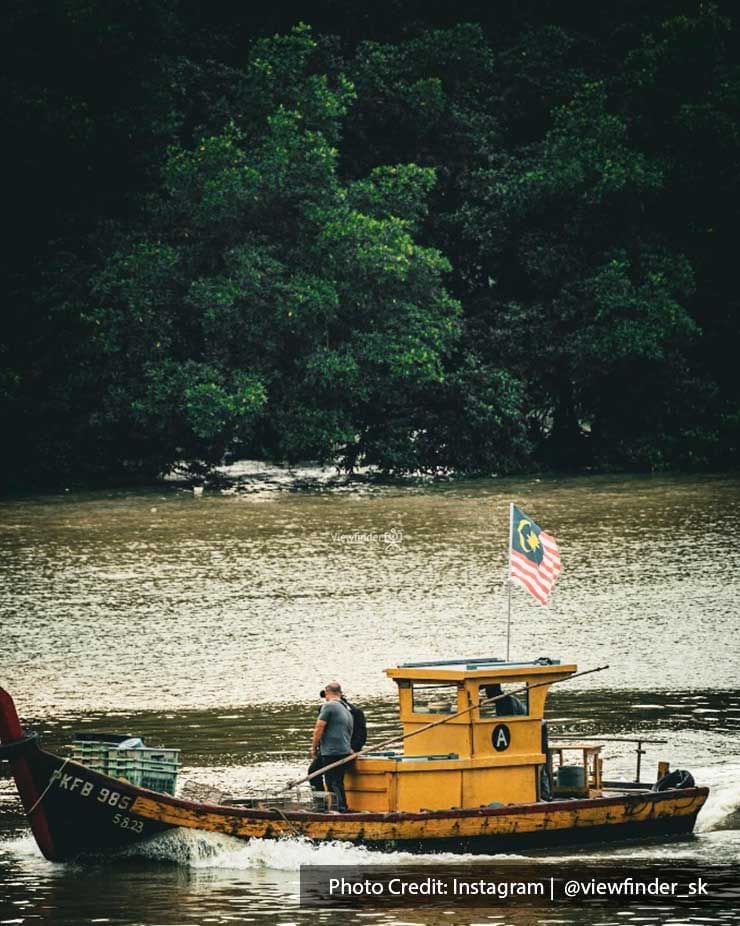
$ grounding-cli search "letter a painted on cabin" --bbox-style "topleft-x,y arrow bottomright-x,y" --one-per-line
492,724 -> 510,751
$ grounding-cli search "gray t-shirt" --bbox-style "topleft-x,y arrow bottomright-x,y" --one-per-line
318,699 -> 353,755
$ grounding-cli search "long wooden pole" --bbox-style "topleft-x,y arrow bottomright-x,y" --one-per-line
281,664 -> 609,791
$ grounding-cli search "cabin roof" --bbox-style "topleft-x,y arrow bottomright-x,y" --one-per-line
385,657 -> 576,682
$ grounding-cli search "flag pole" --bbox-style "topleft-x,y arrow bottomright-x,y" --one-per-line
506,502 -> 513,661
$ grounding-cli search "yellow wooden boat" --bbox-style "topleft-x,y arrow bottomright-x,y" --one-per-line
0,658 -> 707,861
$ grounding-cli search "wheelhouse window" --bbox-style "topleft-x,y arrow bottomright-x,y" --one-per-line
411,683 -> 458,714
479,683 -> 528,718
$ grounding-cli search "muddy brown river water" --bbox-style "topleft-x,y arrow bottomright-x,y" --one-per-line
1,470 -> 739,925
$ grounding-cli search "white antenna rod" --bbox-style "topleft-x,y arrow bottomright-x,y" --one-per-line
506,501 -> 513,661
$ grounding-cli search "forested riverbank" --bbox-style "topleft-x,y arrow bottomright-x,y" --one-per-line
3,1 -> 739,487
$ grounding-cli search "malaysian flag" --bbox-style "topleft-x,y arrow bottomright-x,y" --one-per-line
509,505 -> 561,605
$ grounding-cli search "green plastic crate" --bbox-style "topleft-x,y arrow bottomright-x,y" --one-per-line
70,736 -> 181,794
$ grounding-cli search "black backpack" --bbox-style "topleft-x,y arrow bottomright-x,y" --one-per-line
346,701 -> 367,752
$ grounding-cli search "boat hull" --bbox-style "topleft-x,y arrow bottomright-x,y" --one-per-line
3,739 -> 708,862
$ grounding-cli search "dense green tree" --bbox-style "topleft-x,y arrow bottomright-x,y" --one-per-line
622,5 -> 740,465
341,15 -> 736,468
458,82 -> 698,465
87,26 -> 461,476
339,24 -> 536,471
2,2 -> 738,485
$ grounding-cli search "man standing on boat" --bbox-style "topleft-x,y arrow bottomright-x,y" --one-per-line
309,681 -> 353,812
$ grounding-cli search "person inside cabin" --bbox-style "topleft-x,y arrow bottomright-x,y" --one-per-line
483,683 -> 527,716
309,681 -> 353,812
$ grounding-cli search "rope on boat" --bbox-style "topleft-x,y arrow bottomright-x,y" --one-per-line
271,804 -> 303,838
26,758 -> 70,818
0,732 -> 39,759
281,664 -> 610,792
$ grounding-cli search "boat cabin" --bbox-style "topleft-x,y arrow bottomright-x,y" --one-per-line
345,657 -> 577,812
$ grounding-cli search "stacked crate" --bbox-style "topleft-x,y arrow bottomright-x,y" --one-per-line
71,733 -> 133,772
71,733 -> 181,795
107,746 -> 181,794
